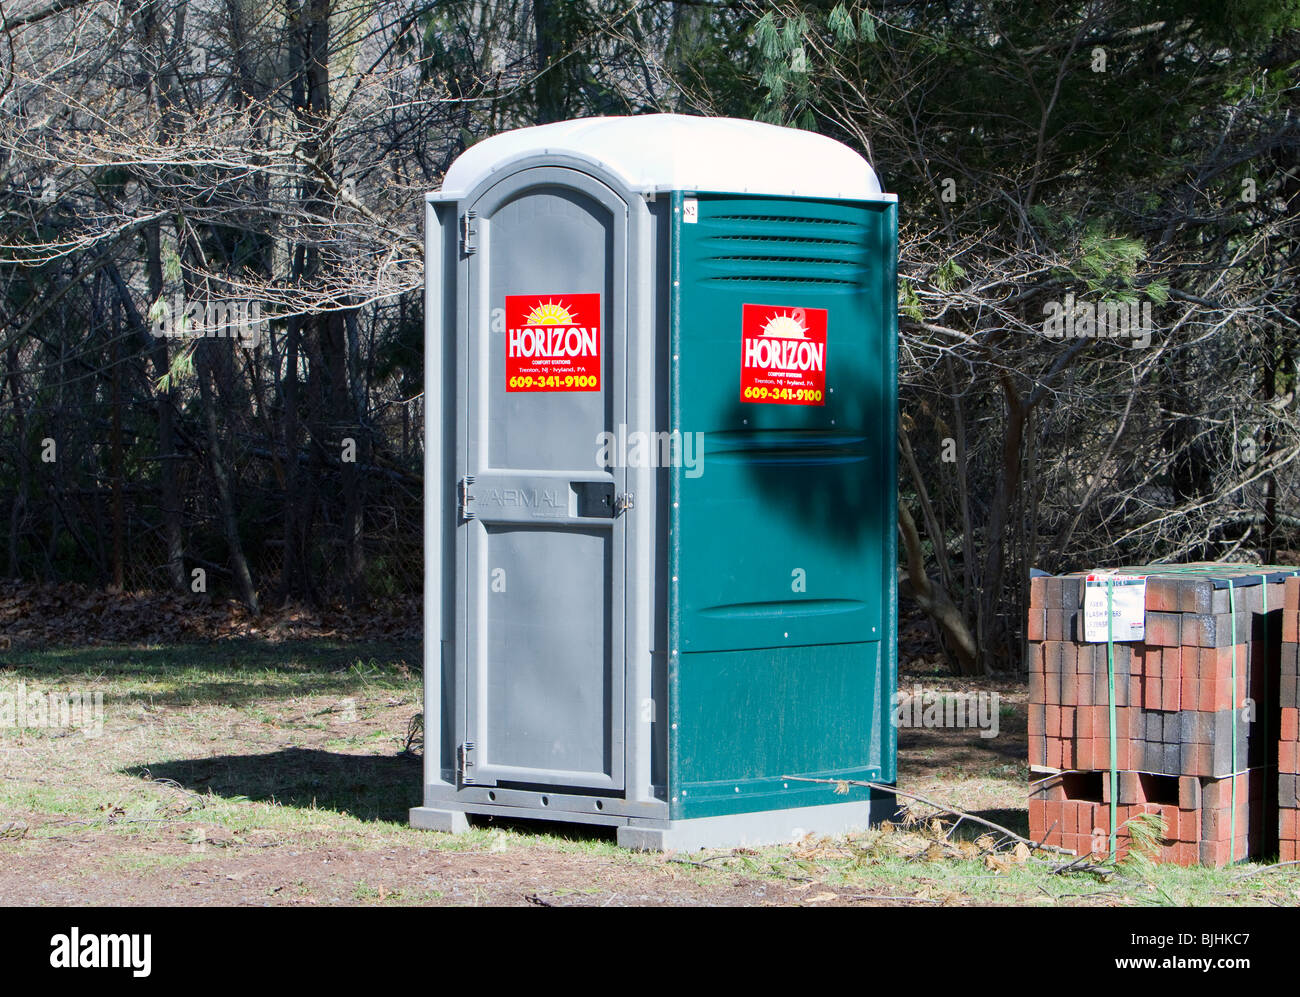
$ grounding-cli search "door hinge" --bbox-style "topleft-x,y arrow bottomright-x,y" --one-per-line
457,741 -> 477,785
458,475 -> 476,519
460,211 -> 477,255
614,492 -> 635,514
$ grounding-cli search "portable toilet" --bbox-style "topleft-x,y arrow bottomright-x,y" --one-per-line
411,114 -> 899,850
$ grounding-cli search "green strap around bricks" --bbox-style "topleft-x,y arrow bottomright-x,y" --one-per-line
1106,579 -> 1118,860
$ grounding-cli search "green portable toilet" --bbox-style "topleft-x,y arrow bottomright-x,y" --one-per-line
412,114 -> 898,849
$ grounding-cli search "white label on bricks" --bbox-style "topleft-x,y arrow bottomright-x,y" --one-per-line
1083,572 -> 1147,642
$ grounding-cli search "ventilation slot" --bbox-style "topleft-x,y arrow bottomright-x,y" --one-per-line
712,214 -> 858,226
706,273 -> 858,286
697,212 -> 870,287
715,234 -> 859,247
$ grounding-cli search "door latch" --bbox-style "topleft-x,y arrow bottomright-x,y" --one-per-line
613,492 -> 635,514
457,741 -> 476,785
458,475 -> 476,519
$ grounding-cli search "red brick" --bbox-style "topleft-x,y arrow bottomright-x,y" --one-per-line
1076,672 -> 1093,708
1285,577 -> 1300,613
1046,608 -> 1068,641
1144,660 -> 1161,709
1281,741 -> 1299,775
1282,708 -> 1299,743
1285,610 -> 1299,645
1076,738 -> 1093,771
1196,677 -> 1212,714
1146,612 -> 1182,646
1162,674 -> 1180,712
1026,641 -> 1045,675
1075,707 -> 1095,740
1116,738 -> 1132,771
1088,829 -> 1107,860
1047,737 -> 1062,769
1201,839 -> 1231,867
1199,646 -> 1231,685
1029,798 -> 1046,840
1160,805 -> 1179,842
1128,705 -> 1144,742
1178,776 -> 1201,811
1029,575 -> 1049,609
1210,674 -> 1231,712
1061,671 -> 1077,707
1062,643 -> 1079,673
1146,577 -> 1180,612
1180,670 -> 1197,714
1043,641 -> 1062,672
1027,609 -> 1046,641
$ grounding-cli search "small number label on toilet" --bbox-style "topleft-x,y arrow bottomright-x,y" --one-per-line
682,198 -> 698,224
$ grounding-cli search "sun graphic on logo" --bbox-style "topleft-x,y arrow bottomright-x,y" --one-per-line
524,301 -> 577,326
761,312 -> 807,339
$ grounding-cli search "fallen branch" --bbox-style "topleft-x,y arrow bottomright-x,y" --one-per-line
780,775 -> 1076,856
1232,859 -> 1300,880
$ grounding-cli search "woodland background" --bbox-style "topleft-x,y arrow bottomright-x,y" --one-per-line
2,0 -> 1299,673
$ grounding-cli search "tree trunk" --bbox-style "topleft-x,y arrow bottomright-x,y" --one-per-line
195,338 -> 259,614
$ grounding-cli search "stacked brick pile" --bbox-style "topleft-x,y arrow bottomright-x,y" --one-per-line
1281,577 -> 1300,862
1027,566 -> 1289,866
1031,769 -> 1263,867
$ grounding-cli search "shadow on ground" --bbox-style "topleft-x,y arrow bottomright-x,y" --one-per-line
461,813 -> 619,845
3,639 -> 419,707
963,808 -> 1031,838
123,748 -> 422,823
123,749 -> 623,844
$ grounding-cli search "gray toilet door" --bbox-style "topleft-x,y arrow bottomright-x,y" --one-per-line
460,167 -> 628,791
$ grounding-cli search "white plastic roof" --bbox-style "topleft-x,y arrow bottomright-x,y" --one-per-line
436,114 -> 888,201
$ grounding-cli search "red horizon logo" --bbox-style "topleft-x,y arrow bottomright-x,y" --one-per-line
739,304 -> 827,406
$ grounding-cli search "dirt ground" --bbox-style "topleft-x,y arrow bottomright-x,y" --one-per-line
0,643 -> 1039,907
